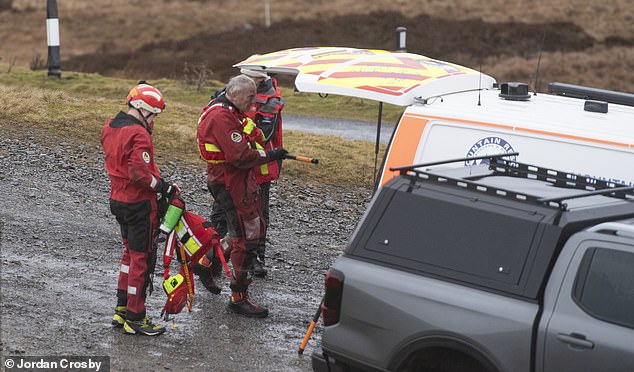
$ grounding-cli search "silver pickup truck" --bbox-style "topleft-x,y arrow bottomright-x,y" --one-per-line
312,156 -> 634,372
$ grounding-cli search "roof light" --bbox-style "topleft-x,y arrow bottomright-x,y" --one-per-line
549,82 -> 634,107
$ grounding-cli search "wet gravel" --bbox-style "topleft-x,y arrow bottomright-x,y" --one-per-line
0,126 -> 371,371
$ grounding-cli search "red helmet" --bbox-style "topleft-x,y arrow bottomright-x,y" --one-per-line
125,83 -> 165,114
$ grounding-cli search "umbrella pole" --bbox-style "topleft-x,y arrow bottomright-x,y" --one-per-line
373,102 -> 383,193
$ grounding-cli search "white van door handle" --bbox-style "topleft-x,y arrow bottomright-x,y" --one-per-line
556,333 -> 595,349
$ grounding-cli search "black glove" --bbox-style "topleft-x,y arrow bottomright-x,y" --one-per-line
157,179 -> 181,198
157,195 -> 169,219
266,147 -> 288,161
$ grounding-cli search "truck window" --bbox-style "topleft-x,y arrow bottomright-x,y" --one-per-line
573,248 -> 634,329
360,185 -> 546,292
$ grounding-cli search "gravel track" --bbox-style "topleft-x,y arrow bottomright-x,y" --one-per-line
0,126 -> 371,371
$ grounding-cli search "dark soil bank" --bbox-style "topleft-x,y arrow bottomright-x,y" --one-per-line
64,11 -> 598,83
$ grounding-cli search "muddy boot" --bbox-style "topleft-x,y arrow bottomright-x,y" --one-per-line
210,255 -> 223,278
123,316 -> 166,336
193,263 -> 222,294
253,256 -> 267,278
227,292 -> 269,318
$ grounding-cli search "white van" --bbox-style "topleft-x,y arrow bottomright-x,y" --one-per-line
381,82 -> 634,187
235,47 -> 634,187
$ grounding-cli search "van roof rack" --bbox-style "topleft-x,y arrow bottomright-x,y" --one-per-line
390,152 -> 519,173
393,153 -> 634,211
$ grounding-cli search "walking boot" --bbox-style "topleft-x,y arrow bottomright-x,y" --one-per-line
253,256 -> 267,278
226,292 -> 269,318
112,305 -> 126,327
193,262 -> 222,294
210,255 -> 223,278
123,316 -> 166,336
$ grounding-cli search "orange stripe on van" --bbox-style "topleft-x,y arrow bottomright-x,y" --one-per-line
380,115 -> 430,186
405,113 -> 633,148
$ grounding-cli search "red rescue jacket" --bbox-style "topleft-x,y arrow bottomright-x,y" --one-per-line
101,111 -> 163,203
196,95 -> 270,197
247,77 -> 284,184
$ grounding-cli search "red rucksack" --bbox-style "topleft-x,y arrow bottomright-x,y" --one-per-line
160,197 -> 230,317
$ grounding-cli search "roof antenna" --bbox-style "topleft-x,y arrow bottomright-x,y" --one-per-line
477,57 -> 482,106
532,31 -> 546,96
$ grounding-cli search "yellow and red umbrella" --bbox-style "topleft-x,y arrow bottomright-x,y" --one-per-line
234,47 -> 495,106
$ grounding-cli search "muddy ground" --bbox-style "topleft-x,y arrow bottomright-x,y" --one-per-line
0,125 -> 370,371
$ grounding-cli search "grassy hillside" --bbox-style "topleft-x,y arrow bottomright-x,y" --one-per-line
0,67 -> 389,188
1,1 -> 632,93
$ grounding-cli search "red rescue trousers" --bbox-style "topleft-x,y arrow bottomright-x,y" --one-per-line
208,183 -> 265,292
110,198 -> 159,321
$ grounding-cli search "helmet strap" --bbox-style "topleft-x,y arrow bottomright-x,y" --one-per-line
134,107 -> 154,133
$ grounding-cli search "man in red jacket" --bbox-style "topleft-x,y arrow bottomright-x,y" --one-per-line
241,69 -> 285,277
206,69 -> 285,278
196,75 -> 287,317
102,82 -> 179,336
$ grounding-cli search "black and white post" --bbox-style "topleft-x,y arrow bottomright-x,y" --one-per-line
46,0 -> 61,78
264,0 -> 271,28
395,26 -> 407,52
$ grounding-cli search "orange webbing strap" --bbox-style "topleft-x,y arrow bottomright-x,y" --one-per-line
178,244 -> 194,312
163,231 -> 177,279
215,240 -> 231,277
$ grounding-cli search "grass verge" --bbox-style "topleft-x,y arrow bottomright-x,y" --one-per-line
0,67 -> 389,188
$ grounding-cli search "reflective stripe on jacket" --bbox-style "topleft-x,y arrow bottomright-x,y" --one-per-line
197,103 -> 227,164
242,117 -> 269,176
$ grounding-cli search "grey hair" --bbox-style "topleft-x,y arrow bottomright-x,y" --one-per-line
226,74 -> 256,100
